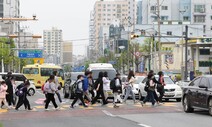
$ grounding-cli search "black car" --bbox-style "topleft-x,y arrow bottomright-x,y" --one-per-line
63,72 -> 84,99
182,75 -> 212,116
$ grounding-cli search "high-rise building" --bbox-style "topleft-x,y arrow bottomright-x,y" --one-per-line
62,41 -> 73,64
43,27 -> 63,65
136,0 -> 142,24
91,0 -> 136,55
0,0 -> 20,34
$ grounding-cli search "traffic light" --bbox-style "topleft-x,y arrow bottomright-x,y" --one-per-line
131,34 -> 139,39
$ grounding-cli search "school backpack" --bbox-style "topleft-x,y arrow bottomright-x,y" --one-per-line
15,84 -> 25,97
72,80 -> 82,94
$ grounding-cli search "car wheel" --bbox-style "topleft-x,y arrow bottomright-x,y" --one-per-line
208,98 -> 212,116
176,98 -> 181,102
183,95 -> 194,113
28,88 -> 35,96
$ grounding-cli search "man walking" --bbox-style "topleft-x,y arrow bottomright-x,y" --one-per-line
83,71 -> 92,103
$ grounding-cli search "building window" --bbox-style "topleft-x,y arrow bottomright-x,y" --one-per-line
107,9 -> 111,11
107,4 -> 111,7
167,31 -> 172,35
150,6 -> 157,12
98,4 -> 101,7
183,16 -> 189,21
161,16 -> 168,21
98,9 -> 101,11
107,14 -> 110,16
194,15 -> 205,23
194,5 -> 205,13
161,6 -> 168,10
211,26 -> 212,30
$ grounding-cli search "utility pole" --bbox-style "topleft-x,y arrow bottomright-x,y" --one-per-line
157,0 -> 162,72
184,25 -> 188,80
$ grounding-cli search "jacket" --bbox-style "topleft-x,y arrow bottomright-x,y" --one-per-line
0,85 -> 8,98
45,82 -> 56,94
83,76 -> 89,91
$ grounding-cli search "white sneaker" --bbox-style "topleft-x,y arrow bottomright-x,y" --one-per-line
45,108 -> 50,111
55,107 -> 60,110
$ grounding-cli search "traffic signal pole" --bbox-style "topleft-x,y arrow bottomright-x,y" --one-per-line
184,25 -> 188,80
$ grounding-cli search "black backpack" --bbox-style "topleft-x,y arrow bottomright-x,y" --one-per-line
15,83 -> 25,97
72,81 -> 82,94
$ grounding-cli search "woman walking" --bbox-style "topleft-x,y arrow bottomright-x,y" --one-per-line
91,72 -> 107,105
141,72 -> 157,107
102,71 -> 110,101
157,71 -> 166,103
122,70 -> 136,104
44,75 -> 59,111
15,80 -> 32,110
0,81 -> 9,109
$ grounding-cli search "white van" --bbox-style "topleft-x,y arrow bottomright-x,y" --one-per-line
87,63 -> 117,80
87,63 -> 117,98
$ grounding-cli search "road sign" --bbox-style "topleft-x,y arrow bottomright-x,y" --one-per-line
19,49 -> 43,58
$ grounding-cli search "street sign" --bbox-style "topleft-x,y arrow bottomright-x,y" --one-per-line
19,49 -> 43,58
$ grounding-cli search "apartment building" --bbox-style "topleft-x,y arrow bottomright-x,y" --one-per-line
43,27 -> 63,64
91,0 -> 136,53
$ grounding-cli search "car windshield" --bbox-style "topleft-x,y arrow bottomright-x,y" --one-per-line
71,72 -> 84,81
156,77 -> 174,84
135,77 -> 145,84
92,70 -> 116,80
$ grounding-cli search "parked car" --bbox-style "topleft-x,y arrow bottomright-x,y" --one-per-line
138,75 -> 182,102
63,72 -> 84,99
182,75 -> 212,116
0,73 -> 36,96
122,76 -> 145,99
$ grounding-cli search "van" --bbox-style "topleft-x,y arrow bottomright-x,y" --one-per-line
87,63 -> 117,98
87,63 -> 116,80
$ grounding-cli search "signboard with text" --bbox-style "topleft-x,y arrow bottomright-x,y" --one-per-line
19,49 -> 43,58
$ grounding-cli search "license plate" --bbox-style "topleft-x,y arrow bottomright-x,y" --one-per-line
164,92 -> 174,96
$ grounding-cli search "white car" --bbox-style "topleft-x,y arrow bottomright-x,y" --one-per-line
0,73 -> 36,96
138,75 -> 182,102
122,76 -> 146,99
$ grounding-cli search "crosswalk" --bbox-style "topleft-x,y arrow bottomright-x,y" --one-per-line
0,101 -> 180,113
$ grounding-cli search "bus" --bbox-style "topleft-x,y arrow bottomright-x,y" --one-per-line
22,63 -> 65,87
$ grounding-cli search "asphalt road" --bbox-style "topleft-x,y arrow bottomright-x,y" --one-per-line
1,89 -> 212,127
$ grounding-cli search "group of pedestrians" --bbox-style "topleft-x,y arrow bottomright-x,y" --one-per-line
141,70 -> 166,107
0,72 -> 32,111
70,70 -> 139,109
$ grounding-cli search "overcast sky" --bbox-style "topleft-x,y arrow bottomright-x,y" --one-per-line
21,0 -> 97,56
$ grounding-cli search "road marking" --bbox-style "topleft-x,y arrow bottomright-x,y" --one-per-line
61,105 -> 70,108
138,124 -> 152,127
102,110 -> 115,117
35,98 -> 45,104
34,106 -> 45,109
0,109 -> 8,113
